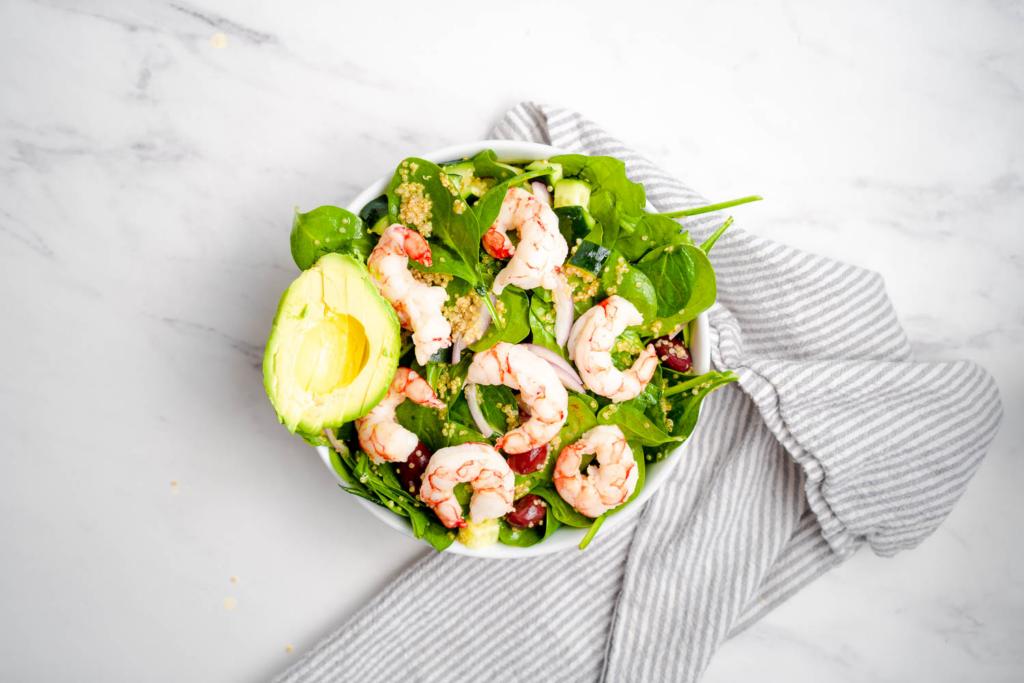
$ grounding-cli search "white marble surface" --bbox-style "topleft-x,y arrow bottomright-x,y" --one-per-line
1,1 -> 1021,681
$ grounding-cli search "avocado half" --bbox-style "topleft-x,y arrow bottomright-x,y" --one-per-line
263,253 -> 400,434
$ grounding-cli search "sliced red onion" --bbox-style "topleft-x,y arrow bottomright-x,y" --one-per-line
464,384 -> 494,437
451,336 -> 466,364
551,272 -> 574,348
323,428 -> 350,457
531,181 -> 552,206
521,343 -> 586,394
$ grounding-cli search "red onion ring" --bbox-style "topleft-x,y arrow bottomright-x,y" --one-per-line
521,343 -> 586,394
531,181 -> 552,206
551,272 -> 574,348
464,383 -> 494,437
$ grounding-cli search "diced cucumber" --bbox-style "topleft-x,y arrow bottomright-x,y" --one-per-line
496,162 -> 523,176
554,178 -> 592,210
526,160 -> 563,186
554,205 -> 595,246
371,215 -> 389,235
442,162 -> 495,199
358,194 -> 389,229
567,240 -> 611,276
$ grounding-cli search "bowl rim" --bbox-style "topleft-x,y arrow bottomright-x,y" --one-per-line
314,139 -> 708,558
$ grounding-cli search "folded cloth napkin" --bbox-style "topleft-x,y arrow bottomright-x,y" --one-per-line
274,103 -> 1003,683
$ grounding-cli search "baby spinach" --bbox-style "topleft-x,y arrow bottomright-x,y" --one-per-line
395,400 -> 445,451
290,206 -> 373,270
446,422 -> 489,448
527,290 -> 563,358
474,384 -> 518,436
597,403 -> 680,447
469,149 -> 519,183
498,518 -> 543,547
665,371 -> 739,441
387,157 -> 481,282
613,214 -> 692,262
654,195 -> 761,220
470,285 -> 530,351
634,242 -> 718,332
408,242 -> 477,283
700,217 -> 733,255
551,154 -> 646,218
599,250 -> 658,324
532,484 -> 593,528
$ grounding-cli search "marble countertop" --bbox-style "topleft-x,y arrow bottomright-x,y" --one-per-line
1,1 -> 1021,681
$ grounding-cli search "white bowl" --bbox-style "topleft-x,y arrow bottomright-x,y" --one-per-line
315,140 -> 709,558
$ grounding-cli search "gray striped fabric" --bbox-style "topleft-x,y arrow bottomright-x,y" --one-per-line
273,103 -> 1003,683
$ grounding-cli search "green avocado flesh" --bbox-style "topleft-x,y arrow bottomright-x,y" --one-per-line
263,253 -> 400,434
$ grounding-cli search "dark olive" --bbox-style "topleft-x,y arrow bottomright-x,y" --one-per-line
653,336 -> 692,373
506,444 -> 548,474
397,442 -> 431,495
505,494 -> 547,529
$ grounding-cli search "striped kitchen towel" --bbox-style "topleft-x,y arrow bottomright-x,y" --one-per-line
274,104 -> 1003,683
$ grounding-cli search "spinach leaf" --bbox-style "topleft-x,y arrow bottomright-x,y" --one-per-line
290,206 -> 373,270
469,149 -> 519,183
395,400 -> 445,451
613,214 -> 691,262
597,403 -> 681,447
700,217 -> 733,255
472,167 -> 554,238
665,371 -> 739,441
387,157 -> 480,282
531,484 -> 593,528
427,353 -> 472,410
633,243 -> 718,333
346,450 -> 455,551
498,518 -> 544,547
445,421 -> 489,447
609,329 -> 646,372
474,384 -> 518,436
600,250 -> 658,324
469,285 -> 530,352
551,154 -> 646,218
528,289 -> 563,358
408,241 -> 477,283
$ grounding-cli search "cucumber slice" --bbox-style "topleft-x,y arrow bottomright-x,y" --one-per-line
442,162 -> 496,199
554,206 -> 595,246
554,178 -> 592,210
525,160 -> 563,186
567,240 -> 611,276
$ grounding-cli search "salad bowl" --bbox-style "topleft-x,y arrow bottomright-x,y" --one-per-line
314,140 -> 711,558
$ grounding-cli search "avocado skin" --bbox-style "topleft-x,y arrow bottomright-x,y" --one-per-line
263,253 -> 400,434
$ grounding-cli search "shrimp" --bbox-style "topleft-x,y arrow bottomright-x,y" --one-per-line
467,342 -> 568,454
419,443 -> 515,528
356,367 -> 444,464
484,187 -> 568,295
568,295 -> 659,403
368,224 -> 451,365
553,425 -> 638,518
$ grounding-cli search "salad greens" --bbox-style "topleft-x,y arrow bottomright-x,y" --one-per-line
273,148 -> 758,553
